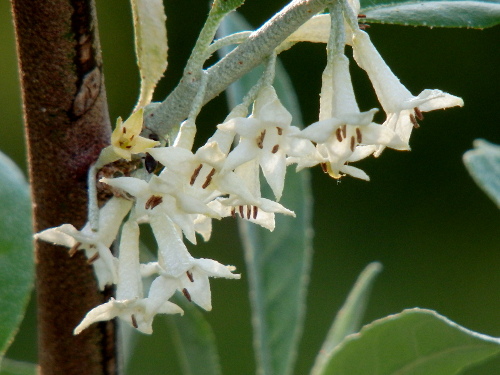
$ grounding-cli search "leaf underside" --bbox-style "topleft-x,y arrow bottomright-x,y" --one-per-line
361,1 -> 500,28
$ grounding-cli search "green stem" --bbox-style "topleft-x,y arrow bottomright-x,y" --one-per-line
10,0 -> 116,373
143,0 -> 335,139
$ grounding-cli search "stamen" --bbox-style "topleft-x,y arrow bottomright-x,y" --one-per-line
359,24 -> 370,30
186,270 -> 194,282
253,206 -> 258,220
130,135 -> 135,140
145,195 -> 163,209
69,242 -> 81,257
246,205 -> 251,220
182,288 -> 192,302
271,145 -> 279,154
131,314 -> 138,329
231,207 -> 236,218
202,168 -> 216,189
125,145 -> 132,149
276,127 -> 283,136
358,14 -> 367,18
335,128 -> 343,142
414,107 -> 424,121
190,164 -> 203,185
257,130 -> 266,149
87,253 -> 100,264
341,125 -> 347,139
409,114 -> 420,129
356,128 -> 362,143
350,136 -> 356,152
145,153 -> 158,173
321,163 -> 328,173
239,205 -> 244,217
122,127 -> 127,134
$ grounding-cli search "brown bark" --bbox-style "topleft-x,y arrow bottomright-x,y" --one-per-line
10,0 -> 116,373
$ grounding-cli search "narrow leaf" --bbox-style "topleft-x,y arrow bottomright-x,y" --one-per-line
131,0 -> 168,109
166,294 -> 222,375
463,139 -> 500,208
360,1 -> 500,29
219,12 -> 314,375
322,308 -> 500,375
0,358 -> 36,375
311,262 -> 382,375
0,152 -> 34,363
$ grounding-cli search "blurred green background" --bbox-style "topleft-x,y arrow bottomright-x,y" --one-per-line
1,0 -> 499,374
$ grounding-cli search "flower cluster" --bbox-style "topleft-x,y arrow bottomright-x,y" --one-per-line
35,1 -> 463,335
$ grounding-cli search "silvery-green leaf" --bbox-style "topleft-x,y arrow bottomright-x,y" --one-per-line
463,139 -> 500,208
219,12 -> 314,375
360,0 -> 500,29
131,0 -> 168,109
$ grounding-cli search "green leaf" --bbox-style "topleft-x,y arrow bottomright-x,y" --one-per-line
322,308 -> 500,374
0,358 -> 36,375
0,152 -> 34,364
311,262 -> 382,375
463,139 -> 500,208
130,0 -> 168,109
219,12 -> 314,375
166,294 -> 222,375
360,1 -> 500,29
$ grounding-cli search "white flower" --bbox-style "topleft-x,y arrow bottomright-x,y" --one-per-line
351,29 -> 464,156
150,214 -> 241,311
292,53 -> 407,180
35,197 -> 133,289
219,85 -> 315,201
101,175 -> 218,244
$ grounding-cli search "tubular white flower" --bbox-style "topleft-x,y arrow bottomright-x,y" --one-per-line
150,214 -> 240,311
293,53 -> 407,180
101,175 -> 218,245
219,85 -> 315,201
35,197 -> 133,289
351,29 -> 464,156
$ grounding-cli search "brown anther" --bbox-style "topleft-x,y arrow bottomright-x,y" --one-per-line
350,136 -> 356,152
358,14 -> 367,18
68,242 -> 81,257
190,164 -> 203,185
130,135 -> 135,140
335,128 -> 343,142
246,205 -> 251,220
341,124 -> 347,139
321,163 -> 328,173
122,127 -> 127,134
271,145 -> 280,154
182,288 -> 192,302
87,253 -> 100,265
231,207 -> 236,218
125,145 -> 132,149
253,206 -> 258,220
409,114 -> 420,129
145,195 -> 163,210
276,127 -> 283,136
119,141 -> 124,147
89,244 -> 96,249
257,130 -> 266,149
414,107 -> 424,121
186,270 -> 194,282
202,168 -> 216,189
131,314 -> 138,329
359,24 -> 370,30
239,205 -> 244,217
356,128 -> 362,143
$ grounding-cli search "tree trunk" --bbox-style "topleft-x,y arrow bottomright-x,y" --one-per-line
10,0 -> 116,373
